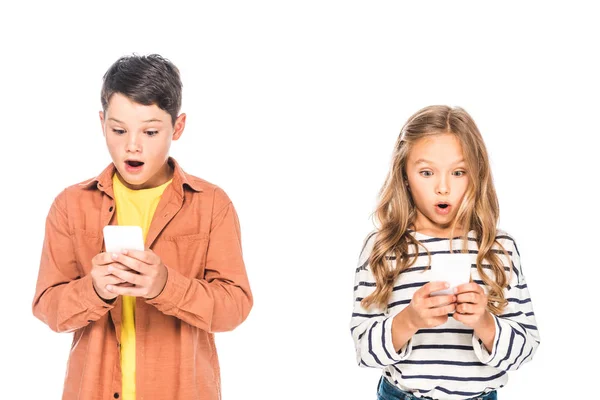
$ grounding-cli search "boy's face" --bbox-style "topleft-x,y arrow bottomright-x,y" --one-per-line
99,93 -> 185,190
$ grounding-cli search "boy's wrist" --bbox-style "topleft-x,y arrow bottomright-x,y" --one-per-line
92,282 -> 116,304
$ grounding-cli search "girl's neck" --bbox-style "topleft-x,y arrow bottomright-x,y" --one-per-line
410,224 -> 468,239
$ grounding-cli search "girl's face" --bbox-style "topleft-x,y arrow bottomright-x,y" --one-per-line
405,133 -> 470,236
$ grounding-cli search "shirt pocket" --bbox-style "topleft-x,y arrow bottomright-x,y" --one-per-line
72,228 -> 103,275
154,233 -> 209,279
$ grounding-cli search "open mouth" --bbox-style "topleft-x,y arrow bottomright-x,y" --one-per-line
437,203 -> 449,209
126,160 -> 144,167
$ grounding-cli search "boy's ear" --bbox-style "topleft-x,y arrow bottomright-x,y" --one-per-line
172,113 -> 186,141
99,111 -> 106,135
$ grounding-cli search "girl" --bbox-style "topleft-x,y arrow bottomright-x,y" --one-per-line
350,106 -> 539,400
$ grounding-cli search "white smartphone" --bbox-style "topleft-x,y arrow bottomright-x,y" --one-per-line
102,225 -> 145,253
429,253 -> 474,296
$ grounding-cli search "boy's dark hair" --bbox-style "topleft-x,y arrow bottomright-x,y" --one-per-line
101,54 -> 182,125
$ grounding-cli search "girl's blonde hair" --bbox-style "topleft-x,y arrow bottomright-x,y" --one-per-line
361,105 -> 510,315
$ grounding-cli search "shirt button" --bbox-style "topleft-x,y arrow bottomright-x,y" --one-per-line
114,393 -> 119,399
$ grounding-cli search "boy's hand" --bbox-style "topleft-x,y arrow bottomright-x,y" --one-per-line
105,249 -> 168,299
452,282 -> 493,330
405,281 -> 457,330
90,252 -> 129,301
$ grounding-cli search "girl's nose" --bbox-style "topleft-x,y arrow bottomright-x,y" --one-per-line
436,179 -> 449,195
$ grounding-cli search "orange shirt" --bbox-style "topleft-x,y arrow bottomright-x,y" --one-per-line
32,157 -> 253,400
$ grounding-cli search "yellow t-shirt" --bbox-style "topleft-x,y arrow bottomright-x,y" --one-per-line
112,173 -> 172,400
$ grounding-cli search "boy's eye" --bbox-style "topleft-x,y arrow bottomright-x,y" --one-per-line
112,129 -> 125,135
146,130 -> 159,136
420,171 -> 433,177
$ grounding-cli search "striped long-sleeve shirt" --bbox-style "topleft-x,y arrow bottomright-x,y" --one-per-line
350,230 -> 540,400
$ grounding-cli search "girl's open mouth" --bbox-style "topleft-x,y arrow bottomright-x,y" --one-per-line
435,203 -> 451,215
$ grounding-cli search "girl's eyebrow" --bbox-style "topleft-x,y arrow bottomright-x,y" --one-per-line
414,158 -> 465,165
414,158 -> 433,165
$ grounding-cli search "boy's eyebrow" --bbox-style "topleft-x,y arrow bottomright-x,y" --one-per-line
108,118 -> 164,124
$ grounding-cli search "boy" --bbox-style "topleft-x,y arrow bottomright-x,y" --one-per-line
32,54 -> 253,400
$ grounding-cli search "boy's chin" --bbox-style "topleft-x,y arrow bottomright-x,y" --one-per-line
115,168 -> 149,187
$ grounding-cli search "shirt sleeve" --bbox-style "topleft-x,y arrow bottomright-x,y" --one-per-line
32,190 -> 115,333
350,233 -> 412,368
472,235 -> 540,371
146,188 -> 253,333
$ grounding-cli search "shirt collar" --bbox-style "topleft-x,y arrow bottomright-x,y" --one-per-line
79,157 -> 202,195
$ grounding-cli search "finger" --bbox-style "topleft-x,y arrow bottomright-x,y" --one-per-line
93,264 -> 128,277
92,252 -> 116,266
108,262 -> 135,271
429,303 -> 456,317
104,275 -> 127,285
426,294 -> 456,309
110,253 -> 148,275
456,303 -> 475,314
420,281 -> 450,297
452,311 -> 468,323
106,284 -> 147,297
426,315 -> 449,328
454,282 -> 482,294
108,265 -> 144,286
122,249 -> 159,265
114,282 -> 136,288
456,292 -> 478,304
92,264 -> 112,277
452,311 -> 479,326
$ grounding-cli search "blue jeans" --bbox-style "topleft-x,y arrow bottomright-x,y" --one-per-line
377,376 -> 497,400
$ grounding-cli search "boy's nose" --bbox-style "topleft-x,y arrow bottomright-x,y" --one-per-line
126,136 -> 142,152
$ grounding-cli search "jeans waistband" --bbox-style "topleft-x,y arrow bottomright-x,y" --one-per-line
377,376 -> 497,400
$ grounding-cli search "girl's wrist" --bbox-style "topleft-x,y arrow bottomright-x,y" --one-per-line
474,311 -> 495,337
395,305 -> 420,333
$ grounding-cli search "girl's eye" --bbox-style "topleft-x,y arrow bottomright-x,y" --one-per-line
420,171 -> 433,177
146,130 -> 159,136
112,129 -> 125,135
453,170 -> 466,177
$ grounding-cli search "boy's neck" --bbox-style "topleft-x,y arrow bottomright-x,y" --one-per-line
115,161 -> 174,190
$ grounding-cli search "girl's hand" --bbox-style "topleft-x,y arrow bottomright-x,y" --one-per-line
452,282 -> 492,330
405,281 -> 457,330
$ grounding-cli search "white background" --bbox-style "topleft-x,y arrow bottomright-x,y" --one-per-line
1,1 -> 598,399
